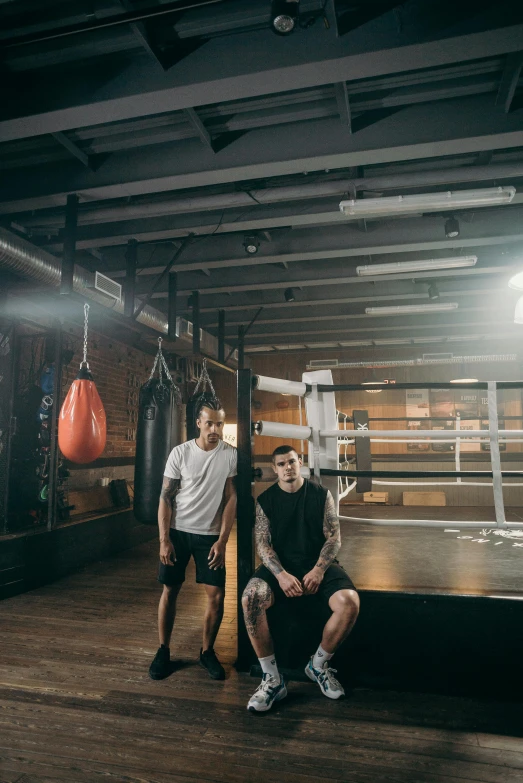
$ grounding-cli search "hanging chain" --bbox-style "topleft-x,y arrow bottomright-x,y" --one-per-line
81,303 -> 90,368
147,337 -> 180,403
193,358 -> 216,398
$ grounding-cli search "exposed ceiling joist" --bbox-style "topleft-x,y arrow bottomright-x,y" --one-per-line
1,24 -> 522,142
169,265 -> 517,298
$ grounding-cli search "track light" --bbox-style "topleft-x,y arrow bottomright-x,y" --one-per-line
445,216 -> 460,239
271,0 -> 299,34
284,287 -> 295,302
428,283 -> 440,300
243,235 -> 260,255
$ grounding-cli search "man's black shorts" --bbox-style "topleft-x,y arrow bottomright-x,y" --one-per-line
252,562 -> 356,603
158,529 -> 225,589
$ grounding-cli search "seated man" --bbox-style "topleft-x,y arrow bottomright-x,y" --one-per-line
242,445 -> 359,713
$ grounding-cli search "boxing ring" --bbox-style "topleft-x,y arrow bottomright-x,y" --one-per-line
235,370 -> 523,676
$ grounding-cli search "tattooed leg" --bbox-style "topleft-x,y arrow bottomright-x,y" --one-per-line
241,578 -> 274,658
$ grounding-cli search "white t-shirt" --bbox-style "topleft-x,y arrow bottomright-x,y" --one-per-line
163,439 -> 237,535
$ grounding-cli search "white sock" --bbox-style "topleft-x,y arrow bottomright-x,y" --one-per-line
259,654 -> 280,681
312,644 -> 334,670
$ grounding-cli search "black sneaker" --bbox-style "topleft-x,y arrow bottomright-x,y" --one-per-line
148,646 -> 171,680
199,647 -> 225,680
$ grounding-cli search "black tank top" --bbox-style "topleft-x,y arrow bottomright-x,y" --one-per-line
257,479 -> 328,575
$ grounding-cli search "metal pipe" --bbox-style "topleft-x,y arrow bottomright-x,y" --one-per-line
47,320 -> 63,531
22,164 -> 523,229
60,194 -> 78,296
168,273 -> 178,340
124,239 -> 137,319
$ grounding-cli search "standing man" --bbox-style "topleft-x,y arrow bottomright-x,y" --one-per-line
242,445 -> 359,712
148,395 -> 237,681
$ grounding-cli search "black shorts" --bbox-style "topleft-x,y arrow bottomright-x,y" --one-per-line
252,562 -> 356,604
158,529 -> 225,589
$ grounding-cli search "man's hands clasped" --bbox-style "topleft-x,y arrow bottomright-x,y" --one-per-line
276,566 -> 324,597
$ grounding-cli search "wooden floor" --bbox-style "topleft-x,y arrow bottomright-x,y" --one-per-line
1,533 -> 523,783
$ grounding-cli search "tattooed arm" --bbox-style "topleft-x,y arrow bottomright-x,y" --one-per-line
255,503 -> 303,598
158,477 -> 180,565
316,490 -> 341,572
302,491 -> 341,594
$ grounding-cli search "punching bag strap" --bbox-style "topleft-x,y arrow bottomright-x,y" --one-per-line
193,358 -> 216,398
80,303 -> 91,371
147,338 -> 181,403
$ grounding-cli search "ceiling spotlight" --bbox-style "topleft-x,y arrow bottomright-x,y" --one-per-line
243,235 -> 260,255
428,283 -> 440,300
271,0 -> 299,35
445,216 -> 460,239
284,287 -> 295,302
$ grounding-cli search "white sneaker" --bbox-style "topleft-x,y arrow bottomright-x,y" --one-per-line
247,673 -> 287,713
305,657 -> 345,700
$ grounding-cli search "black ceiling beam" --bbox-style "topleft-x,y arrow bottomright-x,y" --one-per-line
496,51 -> 523,113
0,0 -> 222,49
1,24 -> 522,142
3,93 -> 523,214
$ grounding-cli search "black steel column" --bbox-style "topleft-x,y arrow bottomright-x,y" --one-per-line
192,290 -> 200,355
168,272 -> 178,340
218,309 -> 225,364
47,321 -> 63,531
1,323 -> 18,536
124,238 -> 137,318
236,368 -> 255,671
237,325 -> 245,370
60,194 -> 78,295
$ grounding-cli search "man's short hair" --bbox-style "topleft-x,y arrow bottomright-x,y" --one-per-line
194,392 -> 224,420
271,445 -> 299,463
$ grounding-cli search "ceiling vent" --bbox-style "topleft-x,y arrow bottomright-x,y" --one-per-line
94,271 -> 122,302
309,359 -> 338,368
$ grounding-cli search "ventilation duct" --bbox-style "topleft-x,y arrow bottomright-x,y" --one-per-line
0,228 -> 233,361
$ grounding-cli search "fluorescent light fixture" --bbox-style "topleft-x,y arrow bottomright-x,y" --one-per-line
356,256 -> 477,277
245,345 -> 272,352
340,187 -> 516,217
508,271 -> 523,291
339,340 -> 373,347
515,295 -> 523,324
306,342 -> 337,348
275,344 -> 306,350
373,338 -> 412,345
413,336 -> 443,343
450,378 -> 479,383
366,303 -> 459,316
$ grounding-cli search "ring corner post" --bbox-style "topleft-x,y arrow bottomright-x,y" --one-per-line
236,367 -> 254,671
487,380 -> 507,528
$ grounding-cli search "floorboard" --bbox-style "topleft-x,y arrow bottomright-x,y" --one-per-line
1,531 -> 522,783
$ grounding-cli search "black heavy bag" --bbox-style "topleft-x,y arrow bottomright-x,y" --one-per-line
134,340 -> 181,524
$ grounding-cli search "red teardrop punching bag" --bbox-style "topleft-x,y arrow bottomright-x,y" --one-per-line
59,366 -> 106,464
